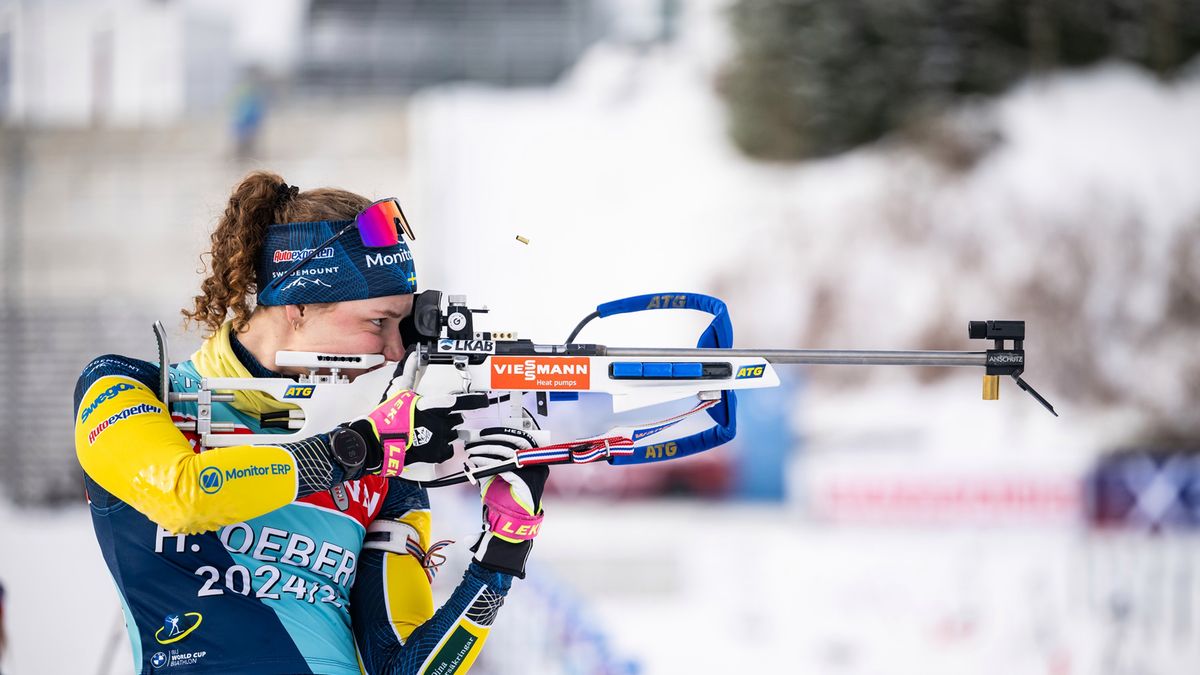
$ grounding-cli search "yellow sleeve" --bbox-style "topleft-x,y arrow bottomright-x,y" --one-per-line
380,509 -> 435,642
76,374 -> 299,534
355,497 -> 504,674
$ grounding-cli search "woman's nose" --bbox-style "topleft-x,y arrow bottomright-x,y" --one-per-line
383,330 -> 406,362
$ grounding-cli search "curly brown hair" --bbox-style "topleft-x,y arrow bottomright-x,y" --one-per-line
182,171 -> 371,336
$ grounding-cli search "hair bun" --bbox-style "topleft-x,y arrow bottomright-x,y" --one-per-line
275,182 -> 299,206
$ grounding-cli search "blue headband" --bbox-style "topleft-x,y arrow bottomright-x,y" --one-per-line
255,220 -> 417,306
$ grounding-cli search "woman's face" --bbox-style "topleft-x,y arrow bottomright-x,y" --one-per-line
288,295 -> 413,363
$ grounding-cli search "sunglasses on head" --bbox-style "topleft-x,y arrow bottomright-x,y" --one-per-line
267,198 -> 414,291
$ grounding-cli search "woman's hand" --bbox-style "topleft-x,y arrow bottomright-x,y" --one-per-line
466,428 -> 549,578
348,352 -> 489,475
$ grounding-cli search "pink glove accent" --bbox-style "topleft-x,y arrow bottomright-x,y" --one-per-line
482,478 -> 544,541
368,390 -> 418,477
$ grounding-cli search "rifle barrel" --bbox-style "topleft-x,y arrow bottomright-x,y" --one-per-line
602,348 -> 988,367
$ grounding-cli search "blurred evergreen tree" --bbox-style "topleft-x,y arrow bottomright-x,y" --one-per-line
719,0 -> 1200,160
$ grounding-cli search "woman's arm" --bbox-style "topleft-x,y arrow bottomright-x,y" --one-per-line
351,480 -> 514,675
74,355 -> 336,534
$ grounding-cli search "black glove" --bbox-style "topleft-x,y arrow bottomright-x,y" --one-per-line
346,392 -> 488,473
348,350 -> 489,475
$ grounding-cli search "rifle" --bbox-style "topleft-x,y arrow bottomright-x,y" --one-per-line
160,290 -> 1056,487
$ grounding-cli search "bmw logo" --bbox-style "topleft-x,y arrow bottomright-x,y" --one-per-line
198,466 -> 223,494
151,652 -> 168,668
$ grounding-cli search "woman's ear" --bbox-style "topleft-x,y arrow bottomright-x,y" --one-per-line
284,304 -> 305,331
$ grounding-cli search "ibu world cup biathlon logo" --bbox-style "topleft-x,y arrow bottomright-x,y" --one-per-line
155,611 -> 203,645
198,467 -> 223,494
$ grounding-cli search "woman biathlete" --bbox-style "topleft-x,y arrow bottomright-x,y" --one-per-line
73,171 -> 547,674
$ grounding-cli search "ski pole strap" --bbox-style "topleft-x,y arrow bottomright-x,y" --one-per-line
593,292 -> 738,464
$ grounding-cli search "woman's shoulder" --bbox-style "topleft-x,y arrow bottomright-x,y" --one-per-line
74,354 -> 162,414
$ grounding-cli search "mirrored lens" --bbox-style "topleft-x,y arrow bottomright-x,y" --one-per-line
358,198 -> 416,246
357,199 -> 402,247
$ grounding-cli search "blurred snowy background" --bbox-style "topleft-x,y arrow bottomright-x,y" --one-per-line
0,0 -> 1198,673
